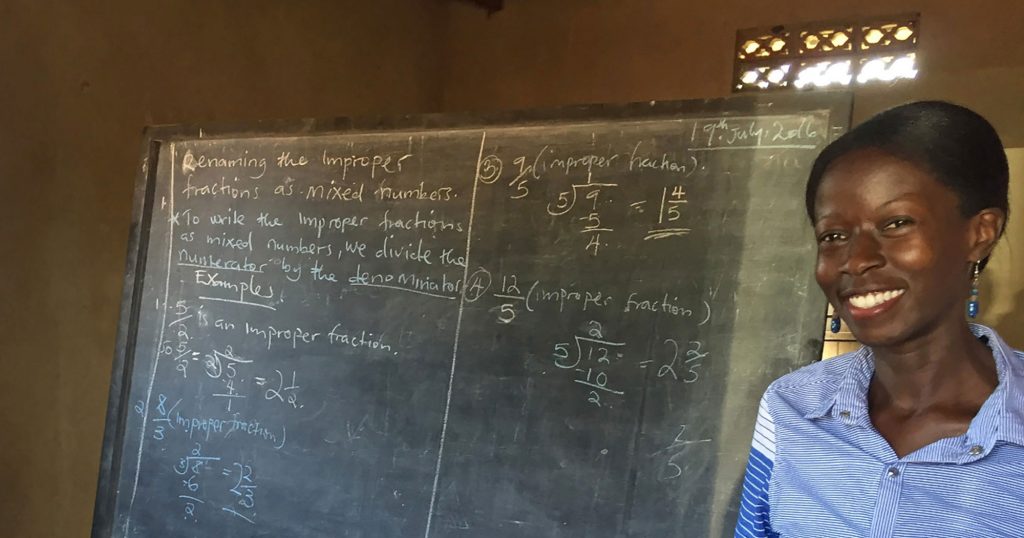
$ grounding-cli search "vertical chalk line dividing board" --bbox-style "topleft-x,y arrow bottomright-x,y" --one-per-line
93,93 -> 851,538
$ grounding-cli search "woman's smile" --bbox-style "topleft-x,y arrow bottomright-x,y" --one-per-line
843,288 -> 906,319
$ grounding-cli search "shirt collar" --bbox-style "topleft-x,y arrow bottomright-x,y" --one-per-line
974,324 -> 1024,448
804,345 -> 871,421
803,324 -> 1024,448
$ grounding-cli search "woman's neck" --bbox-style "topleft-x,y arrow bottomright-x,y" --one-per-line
869,322 -> 998,413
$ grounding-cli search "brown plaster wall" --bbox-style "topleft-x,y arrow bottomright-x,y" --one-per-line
442,0 -> 1024,147
0,1 -> 444,536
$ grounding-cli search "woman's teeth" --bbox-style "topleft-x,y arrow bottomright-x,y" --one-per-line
848,289 -> 905,309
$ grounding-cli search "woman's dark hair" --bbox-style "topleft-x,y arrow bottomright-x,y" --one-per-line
805,102 -> 1010,265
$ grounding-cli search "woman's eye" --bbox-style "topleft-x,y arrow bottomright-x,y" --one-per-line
883,218 -> 913,230
818,231 -> 844,243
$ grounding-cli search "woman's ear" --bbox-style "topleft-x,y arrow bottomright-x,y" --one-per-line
968,208 -> 1007,263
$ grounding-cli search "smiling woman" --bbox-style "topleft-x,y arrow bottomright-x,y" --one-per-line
734,102 -> 1024,538
813,148 -> 1000,347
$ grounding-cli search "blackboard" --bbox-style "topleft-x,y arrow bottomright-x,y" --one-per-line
93,93 -> 851,538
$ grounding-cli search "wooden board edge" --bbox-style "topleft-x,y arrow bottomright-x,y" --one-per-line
140,91 -> 855,142
90,128 -> 166,538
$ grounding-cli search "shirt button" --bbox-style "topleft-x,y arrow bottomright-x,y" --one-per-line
887,467 -> 900,478
839,410 -> 851,418
969,445 -> 984,456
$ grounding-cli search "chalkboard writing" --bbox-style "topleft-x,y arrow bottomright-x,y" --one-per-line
93,94 -> 851,537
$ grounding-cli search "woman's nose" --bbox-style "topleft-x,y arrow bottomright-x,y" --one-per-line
840,231 -> 885,275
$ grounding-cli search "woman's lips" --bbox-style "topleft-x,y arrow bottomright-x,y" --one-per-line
844,289 -> 906,320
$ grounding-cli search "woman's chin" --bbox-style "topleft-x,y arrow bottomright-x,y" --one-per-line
846,324 -> 909,350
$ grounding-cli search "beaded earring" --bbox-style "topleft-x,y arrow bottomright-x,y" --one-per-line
967,261 -> 981,319
830,312 -> 841,334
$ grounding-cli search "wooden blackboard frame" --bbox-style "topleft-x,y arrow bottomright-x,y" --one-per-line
91,91 -> 852,537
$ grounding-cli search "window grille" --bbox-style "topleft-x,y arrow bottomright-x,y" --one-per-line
734,14 -> 919,92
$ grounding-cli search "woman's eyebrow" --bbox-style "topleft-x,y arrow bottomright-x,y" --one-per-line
814,195 -> 921,223
813,213 -> 835,226
878,193 -> 922,208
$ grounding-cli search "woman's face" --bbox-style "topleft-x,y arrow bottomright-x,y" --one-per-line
812,148 -> 987,348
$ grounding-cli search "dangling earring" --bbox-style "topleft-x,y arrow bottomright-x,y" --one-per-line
830,312 -> 841,334
967,261 -> 981,319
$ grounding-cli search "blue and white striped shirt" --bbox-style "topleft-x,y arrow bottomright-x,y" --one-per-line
735,324 -> 1024,538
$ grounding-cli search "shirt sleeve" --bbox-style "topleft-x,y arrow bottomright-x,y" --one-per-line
734,394 -> 778,538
